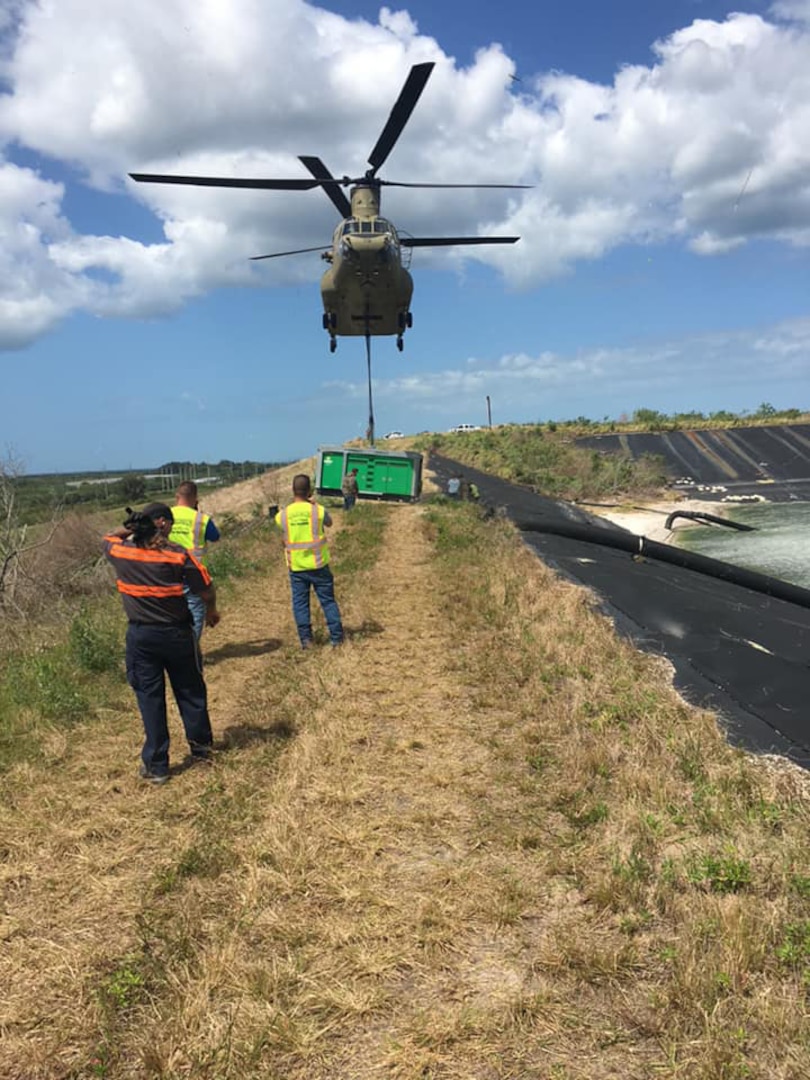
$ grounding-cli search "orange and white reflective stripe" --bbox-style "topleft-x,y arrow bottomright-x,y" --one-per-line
186,549 -> 212,586
105,539 -> 186,565
117,582 -> 185,598
104,535 -> 211,586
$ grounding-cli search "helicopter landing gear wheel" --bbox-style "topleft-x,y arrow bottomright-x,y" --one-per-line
329,337 -> 337,353
396,335 -> 404,352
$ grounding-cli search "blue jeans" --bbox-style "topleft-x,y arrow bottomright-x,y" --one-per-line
184,585 -> 206,642
289,567 -> 344,646
125,623 -> 213,775
343,494 -> 356,511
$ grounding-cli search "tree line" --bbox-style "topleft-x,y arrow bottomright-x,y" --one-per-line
9,460 -> 287,525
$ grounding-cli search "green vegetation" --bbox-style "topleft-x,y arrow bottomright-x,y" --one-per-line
416,404 -> 808,500
514,402 -> 806,435
417,424 -> 667,499
205,542 -> 259,584
69,603 -> 124,674
329,501 -> 393,575
11,458 -> 287,525
619,402 -> 806,432
0,598 -> 127,771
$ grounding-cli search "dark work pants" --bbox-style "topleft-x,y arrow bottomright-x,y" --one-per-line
125,622 -> 212,775
289,567 -> 344,646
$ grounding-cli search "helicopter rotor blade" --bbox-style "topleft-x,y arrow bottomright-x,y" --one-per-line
130,172 -> 322,190
251,246 -> 330,260
367,61 -> 435,176
379,180 -> 531,189
401,237 -> 520,247
130,170 -> 531,195
298,156 -> 352,217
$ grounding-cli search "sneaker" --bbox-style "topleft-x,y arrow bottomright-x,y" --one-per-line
139,764 -> 169,785
301,639 -> 314,650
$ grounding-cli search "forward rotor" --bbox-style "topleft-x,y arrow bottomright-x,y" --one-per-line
130,62 -> 531,205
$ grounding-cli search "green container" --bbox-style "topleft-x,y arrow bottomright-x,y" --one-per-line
316,447 -> 423,502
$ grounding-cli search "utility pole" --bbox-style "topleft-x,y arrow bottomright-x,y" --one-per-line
486,395 -> 492,429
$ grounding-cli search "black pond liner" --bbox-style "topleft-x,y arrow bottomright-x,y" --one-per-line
429,453 -> 810,769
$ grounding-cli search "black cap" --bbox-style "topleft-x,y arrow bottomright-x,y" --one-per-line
142,502 -> 174,523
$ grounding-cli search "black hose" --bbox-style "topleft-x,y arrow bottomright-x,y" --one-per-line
664,510 -> 755,532
519,519 -> 810,610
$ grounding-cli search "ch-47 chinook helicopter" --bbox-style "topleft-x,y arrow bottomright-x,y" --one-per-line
130,61 -> 527,354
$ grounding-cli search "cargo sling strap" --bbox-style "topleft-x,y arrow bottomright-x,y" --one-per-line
279,504 -> 327,569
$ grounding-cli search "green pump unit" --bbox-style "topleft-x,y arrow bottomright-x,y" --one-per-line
316,447 -> 423,502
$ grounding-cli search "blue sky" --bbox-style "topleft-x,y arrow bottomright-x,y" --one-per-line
1,0 -> 809,473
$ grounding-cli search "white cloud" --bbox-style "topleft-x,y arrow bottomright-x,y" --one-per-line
0,2 -> 810,346
688,230 -> 745,255
0,160 -> 87,346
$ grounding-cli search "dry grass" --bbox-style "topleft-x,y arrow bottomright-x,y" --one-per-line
2,513 -> 109,619
1,480 -> 809,1079
201,459 -> 317,519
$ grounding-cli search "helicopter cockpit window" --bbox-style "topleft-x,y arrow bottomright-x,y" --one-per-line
342,220 -> 360,235
360,221 -> 373,233
373,220 -> 390,233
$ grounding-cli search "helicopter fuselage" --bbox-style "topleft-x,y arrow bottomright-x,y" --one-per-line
320,184 -> 413,341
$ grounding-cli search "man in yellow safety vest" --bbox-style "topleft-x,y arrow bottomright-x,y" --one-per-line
275,474 -> 344,649
170,481 -> 221,641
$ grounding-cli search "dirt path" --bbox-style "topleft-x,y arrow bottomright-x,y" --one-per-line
191,503 -> 544,1077
5,484 -> 810,1078
1,495 -> 538,1077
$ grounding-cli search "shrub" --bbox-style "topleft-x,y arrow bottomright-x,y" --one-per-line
206,543 -> 257,582
69,604 -> 122,673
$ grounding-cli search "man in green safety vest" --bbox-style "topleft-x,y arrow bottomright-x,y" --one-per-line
275,474 -> 344,649
170,481 -> 221,641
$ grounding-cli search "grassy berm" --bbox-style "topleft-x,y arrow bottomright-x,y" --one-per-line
1,483 -> 809,1079
413,425 -> 666,501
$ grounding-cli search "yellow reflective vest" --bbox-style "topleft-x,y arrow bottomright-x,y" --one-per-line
170,505 -> 211,566
276,501 -> 331,572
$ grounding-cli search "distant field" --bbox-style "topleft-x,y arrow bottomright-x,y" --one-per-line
10,460 -> 285,524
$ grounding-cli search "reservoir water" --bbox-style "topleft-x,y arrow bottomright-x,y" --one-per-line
676,502 -> 810,589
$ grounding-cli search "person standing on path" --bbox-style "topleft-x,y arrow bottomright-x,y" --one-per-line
103,503 -> 221,784
341,467 -> 359,511
275,474 -> 344,649
169,480 -> 220,643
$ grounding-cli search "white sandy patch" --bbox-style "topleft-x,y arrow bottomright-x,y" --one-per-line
584,498 -> 731,544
